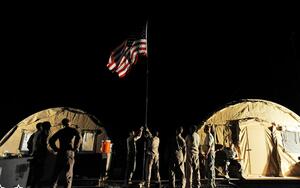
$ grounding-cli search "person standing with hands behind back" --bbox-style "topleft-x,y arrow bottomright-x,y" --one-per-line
168,126 -> 186,188
49,118 -> 82,188
204,124 -> 216,188
185,124 -> 201,188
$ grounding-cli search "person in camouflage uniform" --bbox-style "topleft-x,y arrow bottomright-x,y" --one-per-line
168,126 -> 186,188
185,125 -> 201,188
49,118 -> 82,188
144,128 -> 161,188
204,124 -> 216,188
124,126 -> 144,184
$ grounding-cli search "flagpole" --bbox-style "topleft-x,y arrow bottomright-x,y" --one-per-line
142,21 -> 149,184
145,21 -> 149,129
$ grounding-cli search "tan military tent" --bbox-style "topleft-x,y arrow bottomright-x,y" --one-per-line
198,99 -> 300,178
0,107 -> 110,185
0,107 -> 108,156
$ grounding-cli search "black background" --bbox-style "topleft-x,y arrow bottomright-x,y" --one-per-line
0,4 -> 299,179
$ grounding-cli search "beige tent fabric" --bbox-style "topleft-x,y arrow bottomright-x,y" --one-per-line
205,99 -> 300,128
0,107 -> 106,156
198,99 -> 300,178
239,119 -> 280,177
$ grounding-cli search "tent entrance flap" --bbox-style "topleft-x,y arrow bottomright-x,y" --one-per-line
243,122 -> 269,176
240,120 -> 280,177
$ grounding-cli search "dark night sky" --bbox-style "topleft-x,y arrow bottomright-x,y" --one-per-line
0,4 -> 299,177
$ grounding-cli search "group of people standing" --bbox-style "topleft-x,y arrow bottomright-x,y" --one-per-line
27,119 -> 218,188
124,124 -> 216,188
27,118 -> 82,188
124,126 -> 161,188
169,125 -> 216,188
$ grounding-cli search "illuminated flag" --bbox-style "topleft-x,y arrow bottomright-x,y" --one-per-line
107,32 -> 147,78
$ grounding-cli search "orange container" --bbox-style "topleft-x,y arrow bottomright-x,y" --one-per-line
102,140 -> 111,153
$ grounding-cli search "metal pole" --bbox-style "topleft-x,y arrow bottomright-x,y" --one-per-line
142,21 -> 149,183
145,21 -> 149,129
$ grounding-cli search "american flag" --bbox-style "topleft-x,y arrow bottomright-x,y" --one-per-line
107,33 -> 147,78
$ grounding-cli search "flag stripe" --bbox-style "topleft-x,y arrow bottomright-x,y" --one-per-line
118,63 -> 131,77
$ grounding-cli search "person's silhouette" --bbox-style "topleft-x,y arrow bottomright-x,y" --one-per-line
29,121 -> 51,188
49,118 -> 82,188
27,122 -> 43,156
124,126 -> 143,184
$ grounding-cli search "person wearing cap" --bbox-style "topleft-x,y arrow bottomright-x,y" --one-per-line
49,118 -> 82,188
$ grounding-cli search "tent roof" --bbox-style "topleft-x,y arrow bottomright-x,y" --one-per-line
15,107 -> 104,131
204,99 -> 300,131
0,107 -> 106,154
